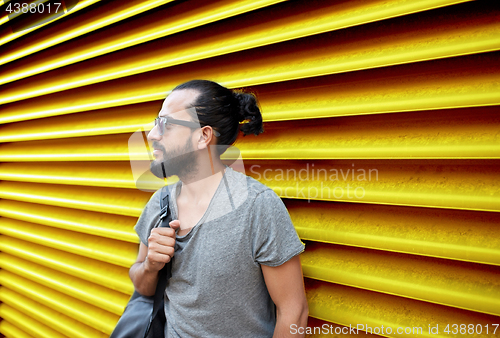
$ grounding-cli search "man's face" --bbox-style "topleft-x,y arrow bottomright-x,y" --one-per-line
147,89 -> 200,178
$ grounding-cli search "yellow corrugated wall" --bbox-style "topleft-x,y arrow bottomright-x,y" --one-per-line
0,0 -> 499,337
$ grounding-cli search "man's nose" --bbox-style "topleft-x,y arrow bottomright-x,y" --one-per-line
147,124 -> 161,141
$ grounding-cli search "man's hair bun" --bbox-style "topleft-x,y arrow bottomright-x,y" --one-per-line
233,92 -> 264,136
172,80 -> 264,154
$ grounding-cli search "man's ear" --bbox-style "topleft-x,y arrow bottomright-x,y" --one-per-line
197,127 -> 212,150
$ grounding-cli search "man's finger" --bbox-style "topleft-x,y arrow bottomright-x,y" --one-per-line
151,227 -> 176,237
149,235 -> 175,248
169,220 -> 181,230
148,246 -> 175,261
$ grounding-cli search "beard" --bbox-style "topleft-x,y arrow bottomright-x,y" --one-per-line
150,138 -> 198,179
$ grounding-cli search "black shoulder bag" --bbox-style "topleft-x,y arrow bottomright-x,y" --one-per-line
110,186 -> 173,338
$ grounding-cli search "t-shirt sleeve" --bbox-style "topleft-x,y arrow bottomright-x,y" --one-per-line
252,189 -> 305,267
134,189 -> 163,246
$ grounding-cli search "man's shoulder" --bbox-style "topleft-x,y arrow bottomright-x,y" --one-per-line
226,167 -> 285,210
227,167 -> 271,196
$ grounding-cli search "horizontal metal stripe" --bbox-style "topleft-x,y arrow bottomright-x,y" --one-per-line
0,0 -> 284,82
1,105 -> 499,158
0,236 -> 133,294
0,0 -> 99,47
0,320 -> 36,338
1,48 -> 498,124
247,60 -> 500,122
302,242 -> 500,316
0,101 -> 159,142
0,161 -> 160,190
306,317 -> 380,337
0,199 -> 138,243
0,0 -> 474,97
0,159 -> 498,212
0,304 -> 67,338
287,199 -> 500,266
305,278 -> 500,337
0,104 -> 498,160
0,253 -> 129,315
0,160 -> 175,191
0,134 -> 139,161
0,287 -> 108,338
235,108 -> 500,159
0,270 -> 118,334
0,218 -> 137,267
0,0 -> 28,24
0,0 -> 174,66
0,181 -> 152,216
0,0 -> 33,25
245,159 -> 500,212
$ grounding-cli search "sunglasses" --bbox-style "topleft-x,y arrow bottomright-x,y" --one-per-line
154,116 -> 220,137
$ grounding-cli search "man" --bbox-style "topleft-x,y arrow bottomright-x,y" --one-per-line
129,80 -> 308,337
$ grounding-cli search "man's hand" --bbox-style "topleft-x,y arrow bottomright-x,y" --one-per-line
145,220 -> 181,272
129,220 -> 180,296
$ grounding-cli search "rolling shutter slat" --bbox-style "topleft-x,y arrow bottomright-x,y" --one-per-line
288,200 -> 500,266
2,1 -> 485,102
0,319 -> 37,338
306,279 -> 500,338
0,218 -> 137,267
0,236 -> 133,294
0,253 -> 130,314
2,51 -> 499,123
0,303 -> 67,338
302,242 -> 500,316
0,270 -> 119,333
0,287 -> 108,338
0,199 -> 137,242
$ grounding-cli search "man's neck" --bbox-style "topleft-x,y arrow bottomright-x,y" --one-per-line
178,160 -> 226,204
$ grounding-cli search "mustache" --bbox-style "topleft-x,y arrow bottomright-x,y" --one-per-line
152,141 -> 166,152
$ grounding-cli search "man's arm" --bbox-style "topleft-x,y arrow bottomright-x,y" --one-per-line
129,220 -> 180,296
262,255 -> 309,338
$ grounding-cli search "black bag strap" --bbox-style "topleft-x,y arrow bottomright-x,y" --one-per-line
144,185 -> 172,338
158,185 -> 173,281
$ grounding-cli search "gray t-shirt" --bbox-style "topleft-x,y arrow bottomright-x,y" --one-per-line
135,167 -> 304,338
